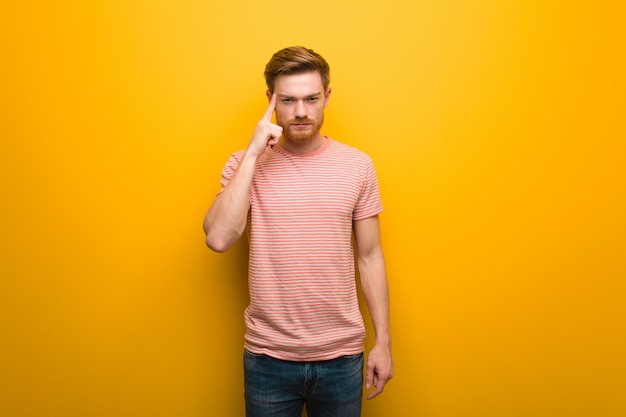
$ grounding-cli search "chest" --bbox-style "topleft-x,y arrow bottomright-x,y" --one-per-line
251,158 -> 363,220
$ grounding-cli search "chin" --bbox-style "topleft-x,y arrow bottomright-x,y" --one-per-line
288,136 -> 314,143
285,131 -> 316,143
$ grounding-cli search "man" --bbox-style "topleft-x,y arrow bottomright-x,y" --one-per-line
203,46 -> 393,417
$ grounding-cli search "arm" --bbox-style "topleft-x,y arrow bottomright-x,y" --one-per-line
353,215 -> 394,399
203,152 -> 256,252
203,94 -> 282,252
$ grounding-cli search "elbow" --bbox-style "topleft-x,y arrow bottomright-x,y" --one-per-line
203,214 -> 243,252
205,231 -> 234,253
203,219 -> 231,252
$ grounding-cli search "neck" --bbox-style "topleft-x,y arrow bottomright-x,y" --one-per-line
279,133 -> 327,155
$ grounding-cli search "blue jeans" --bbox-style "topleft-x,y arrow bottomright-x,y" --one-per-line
244,350 -> 364,417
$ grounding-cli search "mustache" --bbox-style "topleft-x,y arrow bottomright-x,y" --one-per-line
289,118 -> 315,124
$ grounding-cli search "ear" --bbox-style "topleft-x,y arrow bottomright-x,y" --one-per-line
324,88 -> 332,108
266,90 -> 272,102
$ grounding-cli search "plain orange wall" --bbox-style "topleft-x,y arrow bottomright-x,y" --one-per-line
1,1 -> 624,416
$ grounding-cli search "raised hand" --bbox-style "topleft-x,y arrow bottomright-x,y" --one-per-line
247,94 -> 283,157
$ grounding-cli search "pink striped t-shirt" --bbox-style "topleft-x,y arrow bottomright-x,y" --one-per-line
219,138 -> 383,361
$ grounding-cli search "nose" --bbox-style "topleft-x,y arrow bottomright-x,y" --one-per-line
294,100 -> 306,118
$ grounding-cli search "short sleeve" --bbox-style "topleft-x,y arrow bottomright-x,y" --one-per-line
353,158 -> 383,221
217,151 -> 245,194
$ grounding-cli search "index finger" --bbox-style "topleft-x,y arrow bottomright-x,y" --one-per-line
262,93 -> 277,122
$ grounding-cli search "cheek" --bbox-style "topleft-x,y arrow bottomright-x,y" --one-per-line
275,106 -> 289,120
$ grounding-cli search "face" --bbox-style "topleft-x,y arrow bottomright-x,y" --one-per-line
268,71 -> 331,143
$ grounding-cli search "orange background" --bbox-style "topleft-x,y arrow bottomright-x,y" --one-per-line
1,1 -> 624,416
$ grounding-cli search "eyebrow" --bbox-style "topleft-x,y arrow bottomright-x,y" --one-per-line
277,92 -> 321,99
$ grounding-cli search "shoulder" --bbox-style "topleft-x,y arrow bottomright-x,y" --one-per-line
327,139 -> 374,163
231,149 -> 246,161
222,149 -> 246,167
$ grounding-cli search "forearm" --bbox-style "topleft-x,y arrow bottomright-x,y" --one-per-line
204,151 -> 258,252
204,94 -> 282,252
358,250 -> 391,347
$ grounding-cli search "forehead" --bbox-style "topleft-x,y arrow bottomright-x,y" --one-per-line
274,71 -> 324,96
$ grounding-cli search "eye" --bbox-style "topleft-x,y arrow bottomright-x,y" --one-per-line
307,97 -> 318,102
282,98 -> 293,103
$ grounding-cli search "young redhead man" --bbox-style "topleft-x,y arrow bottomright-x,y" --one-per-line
203,46 -> 393,417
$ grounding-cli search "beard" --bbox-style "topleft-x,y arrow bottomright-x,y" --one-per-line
280,114 -> 325,143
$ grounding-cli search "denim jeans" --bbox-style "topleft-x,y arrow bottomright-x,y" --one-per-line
244,350 -> 363,417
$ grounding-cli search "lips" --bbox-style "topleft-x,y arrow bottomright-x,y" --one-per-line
291,121 -> 313,128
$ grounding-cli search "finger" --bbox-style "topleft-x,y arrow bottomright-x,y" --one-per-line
262,93 -> 277,122
366,381 -> 385,400
365,361 -> 375,390
268,124 -> 282,140
366,373 -> 388,400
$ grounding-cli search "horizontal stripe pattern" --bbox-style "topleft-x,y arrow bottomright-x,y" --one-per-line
220,138 -> 383,361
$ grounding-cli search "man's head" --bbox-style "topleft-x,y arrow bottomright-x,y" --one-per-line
264,47 -> 332,145
264,46 -> 330,94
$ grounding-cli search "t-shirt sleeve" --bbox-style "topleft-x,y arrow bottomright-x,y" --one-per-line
217,151 -> 244,194
353,158 -> 383,221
